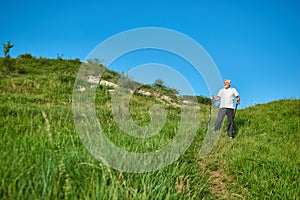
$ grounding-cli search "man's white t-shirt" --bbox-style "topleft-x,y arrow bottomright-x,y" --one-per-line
217,88 -> 239,109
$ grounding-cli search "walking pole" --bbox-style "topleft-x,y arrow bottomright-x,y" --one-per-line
232,104 -> 238,138
233,103 -> 238,120
208,97 -> 213,123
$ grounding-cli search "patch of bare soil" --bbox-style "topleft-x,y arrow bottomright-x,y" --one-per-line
198,159 -> 242,199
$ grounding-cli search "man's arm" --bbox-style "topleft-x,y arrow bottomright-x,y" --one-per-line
211,96 -> 220,101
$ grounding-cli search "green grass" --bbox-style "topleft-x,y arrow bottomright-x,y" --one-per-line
198,99 -> 300,199
0,57 -> 299,199
224,100 -> 300,199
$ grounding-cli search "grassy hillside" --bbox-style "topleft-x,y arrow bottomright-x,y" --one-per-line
0,56 -> 299,199
199,99 -> 300,199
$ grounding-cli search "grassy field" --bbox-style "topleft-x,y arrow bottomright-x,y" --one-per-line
0,57 -> 299,199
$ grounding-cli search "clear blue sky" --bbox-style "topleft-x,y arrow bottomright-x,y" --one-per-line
1,0 -> 300,108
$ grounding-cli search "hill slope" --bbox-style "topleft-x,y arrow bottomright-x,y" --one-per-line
200,99 -> 300,199
229,99 -> 300,198
0,56 -> 299,199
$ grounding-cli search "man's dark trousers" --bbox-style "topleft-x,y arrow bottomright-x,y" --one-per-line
214,108 -> 235,137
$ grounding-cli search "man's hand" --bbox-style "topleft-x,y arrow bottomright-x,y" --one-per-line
236,96 -> 240,105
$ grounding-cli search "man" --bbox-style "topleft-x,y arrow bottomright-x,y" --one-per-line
211,79 -> 240,138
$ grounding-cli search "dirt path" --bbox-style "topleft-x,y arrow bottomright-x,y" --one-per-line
197,145 -> 244,199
